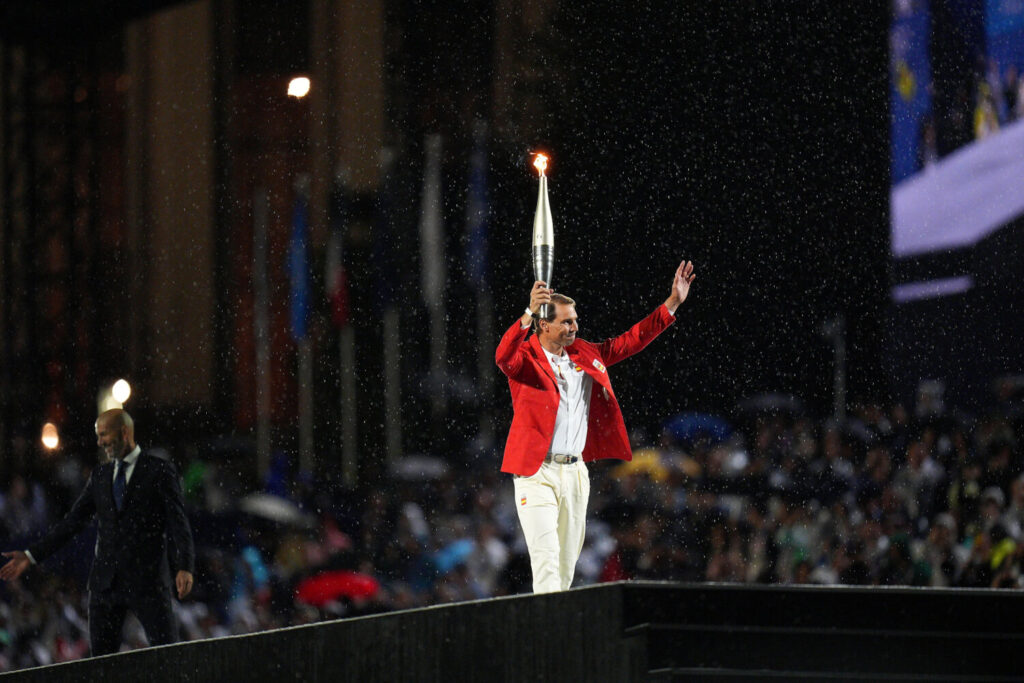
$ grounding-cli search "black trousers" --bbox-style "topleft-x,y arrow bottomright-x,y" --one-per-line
88,586 -> 178,656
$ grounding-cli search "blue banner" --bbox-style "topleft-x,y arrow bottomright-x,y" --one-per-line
891,0 -> 933,185
288,177 -> 311,341
987,0 -> 1024,69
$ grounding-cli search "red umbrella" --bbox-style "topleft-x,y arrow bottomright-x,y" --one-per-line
295,570 -> 380,607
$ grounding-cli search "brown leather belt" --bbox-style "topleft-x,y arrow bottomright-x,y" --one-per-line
544,453 -> 580,464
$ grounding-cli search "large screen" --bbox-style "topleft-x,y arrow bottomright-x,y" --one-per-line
889,0 -> 1024,408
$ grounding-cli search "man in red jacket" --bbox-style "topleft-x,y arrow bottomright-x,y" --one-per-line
496,260 -> 696,592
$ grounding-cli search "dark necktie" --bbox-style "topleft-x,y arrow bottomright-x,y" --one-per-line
113,460 -> 127,512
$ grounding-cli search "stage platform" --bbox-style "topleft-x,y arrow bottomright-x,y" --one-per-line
3,581 -> 1022,682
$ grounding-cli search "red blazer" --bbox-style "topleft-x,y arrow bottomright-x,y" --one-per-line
495,304 -> 675,476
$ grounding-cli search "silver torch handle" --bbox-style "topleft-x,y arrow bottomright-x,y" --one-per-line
533,245 -> 554,319
532,166 -> 555,319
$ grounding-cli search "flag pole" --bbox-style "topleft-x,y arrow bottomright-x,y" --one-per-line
379,148 -> 403,468
382,307 -> 402,465
329,167 -> 359,487
298,337 -> 314,474
476,289 -> 494,444
420,134 -> 448,421
467,121 -> 494,446
340,324 -> 357,486
290,174 -> 315,475
253,188 -> 272,479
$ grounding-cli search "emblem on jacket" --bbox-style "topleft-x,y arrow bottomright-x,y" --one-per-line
592,359 -> 606,373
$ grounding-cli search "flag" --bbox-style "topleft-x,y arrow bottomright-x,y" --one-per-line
419,134 -> 446,308
288,175 -> 311,341
465,120 -> 489,290
326,174 -> 350,329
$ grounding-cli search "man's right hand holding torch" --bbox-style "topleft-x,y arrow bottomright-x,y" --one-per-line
522,280 -> 553,327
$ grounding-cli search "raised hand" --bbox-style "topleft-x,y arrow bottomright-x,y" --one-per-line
665,260 -> 696,313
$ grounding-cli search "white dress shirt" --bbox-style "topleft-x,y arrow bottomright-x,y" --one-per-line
114,445 -> 142,486
542,346 -> 593,455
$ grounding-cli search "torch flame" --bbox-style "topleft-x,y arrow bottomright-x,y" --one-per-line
532,153 -> 548,176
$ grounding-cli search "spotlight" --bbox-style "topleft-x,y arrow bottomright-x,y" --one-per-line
287,76 -> 311,99
41,422 -> 59,450
112,379 -> 132,404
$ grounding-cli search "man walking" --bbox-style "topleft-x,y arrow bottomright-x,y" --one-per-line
496,260 -> 696,592
1,409 -> 195,655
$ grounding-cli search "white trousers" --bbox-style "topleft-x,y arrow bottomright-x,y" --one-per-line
513,460 -> 590,593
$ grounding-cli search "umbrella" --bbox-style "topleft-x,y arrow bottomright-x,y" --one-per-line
389,454 -> 449,481
737,392 -> 805,415
295,570 -> 380,607
238,493 -> 313,527
662,411 -> 733,445
613,448 -> 670,482
433,538 -> 474,575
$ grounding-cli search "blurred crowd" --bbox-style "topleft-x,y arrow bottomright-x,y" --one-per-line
1,383 -> 1023,671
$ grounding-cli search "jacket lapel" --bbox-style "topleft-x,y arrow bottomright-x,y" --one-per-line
529,335 -> 558,387
567,344 -> 610,388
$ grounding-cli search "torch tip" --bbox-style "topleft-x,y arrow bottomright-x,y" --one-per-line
532,153 -> 548,176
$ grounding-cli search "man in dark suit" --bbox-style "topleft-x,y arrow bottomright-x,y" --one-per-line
1,409 -> 195,655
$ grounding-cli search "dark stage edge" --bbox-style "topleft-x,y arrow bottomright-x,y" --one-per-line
3,581 -> 1023,682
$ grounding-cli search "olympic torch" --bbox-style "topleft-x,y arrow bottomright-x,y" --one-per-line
532,153 -> 554,319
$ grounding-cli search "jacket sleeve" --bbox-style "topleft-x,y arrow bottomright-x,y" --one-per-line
28,471 -> 98,564
594,304 -> 675,367
495,318 -> 532,379
161,461 -> 195,574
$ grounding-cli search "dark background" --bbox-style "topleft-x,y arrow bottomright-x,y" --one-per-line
476,3 -> 889,431
0,1 -> 890,477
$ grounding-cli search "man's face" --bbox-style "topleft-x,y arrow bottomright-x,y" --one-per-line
95,419 -> 128,461
540,303 -> 578,347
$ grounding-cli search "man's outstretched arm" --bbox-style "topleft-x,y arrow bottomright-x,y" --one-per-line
597,259 -> 697,366
0,472 -> 98,582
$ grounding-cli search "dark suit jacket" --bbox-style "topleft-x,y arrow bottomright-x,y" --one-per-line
29,450 -> 195,597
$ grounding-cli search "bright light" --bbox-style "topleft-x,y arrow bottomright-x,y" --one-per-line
41,423 -> 59,450
98,384 -> 122,413
287,77 -> 311,98
112,379 -> 131,404
533,153 -> 548,176
100,394 -> 122,412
